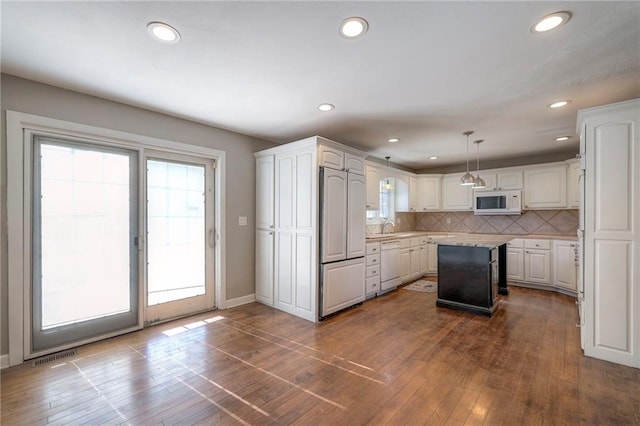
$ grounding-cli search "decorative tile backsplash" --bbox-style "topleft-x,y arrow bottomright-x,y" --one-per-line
367,210 -> 578,236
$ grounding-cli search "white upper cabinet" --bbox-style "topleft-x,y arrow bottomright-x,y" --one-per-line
345,153 -> 365,175
442,174 -> 473,210
523,165 -> 567,209
321,168 -> 348,263
365,164 -> 380,210
497,171 -> 523,190
566,159 -> 581,208
318,144 -> 344,170
408,176 -> 418,211
473,170 -> 522,192
256,155 -> 274,230
417,176 -> 441,210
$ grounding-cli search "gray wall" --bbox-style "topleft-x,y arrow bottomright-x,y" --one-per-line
0,74 -> 276,356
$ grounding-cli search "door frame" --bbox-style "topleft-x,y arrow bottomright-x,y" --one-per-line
6,111 -> 226,366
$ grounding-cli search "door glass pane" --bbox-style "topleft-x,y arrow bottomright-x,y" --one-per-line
38,143 -> 132,329
147,160 -> 206,305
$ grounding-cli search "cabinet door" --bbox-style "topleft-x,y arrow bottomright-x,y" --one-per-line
410,248 -> 421,280
506,248 -> 524,281
345,153 -> 365,175
347,173 -> 366,258
442,175 -> 472,211
523,166 -> 567,209
256,156 -> 274,230
400,250 -> 411,283
365,165 -> 381,209
419,245 -> 428,274
427,243 -> 438,273
418,177 -> 441,210
472,173 -> 497,192
524,249 -> 551,284
497,171 -> 523,190
318,145 -> 344,170
321,258 -> 365,317
409,176 -> 418,211
275,154 -> 296,229
255,229 -> 274,305
554,241 -> 577,291
322,168 -> 348,263
566,160 -> 581,208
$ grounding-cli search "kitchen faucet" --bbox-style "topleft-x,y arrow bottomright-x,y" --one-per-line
382,219 -> 395,234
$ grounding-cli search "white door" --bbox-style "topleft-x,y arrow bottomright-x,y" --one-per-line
419,245 -> 428,274
321,259 -> 365,316
410,248 -> 421,280
442,175 -> 472,210
31,137 -> 139,353
321,168 -> 347,263
400,249 -> 411,283
347,173 -> 366,258
145,153 -> 215,323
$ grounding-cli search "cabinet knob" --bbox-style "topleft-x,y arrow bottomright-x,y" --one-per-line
372,259 -> 377,263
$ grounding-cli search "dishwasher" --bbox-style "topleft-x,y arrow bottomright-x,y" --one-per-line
380,240 -> 402,291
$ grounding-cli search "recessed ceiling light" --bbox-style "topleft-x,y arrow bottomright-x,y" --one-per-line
429,156 -> 438,160
549,100 -> 571,109
147,22 -> 181,43
555,136 -> 571,141
388,138 -> 399,143
531,11 -> 571,33
318,103 -> 335,112
339,17 -> 368,39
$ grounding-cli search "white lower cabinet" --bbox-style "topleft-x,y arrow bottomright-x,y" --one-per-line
508,238 -> 580,295
400,239 -> 411,283
507,238 -> 525,281
427,242 -> 438,273
419,245 -> 428,275
366,242 -> 381,295
322,258 -> 365,316
554,240 -> 577,292
523,239 -> 552,285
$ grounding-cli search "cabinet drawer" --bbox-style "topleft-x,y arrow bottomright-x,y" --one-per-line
381,240 -> 401,250
366,243 -> 380,255
366,276 -> 380,294
366,254 -> 380,266
365,265 -> 380,278
524,239 -> 551,250
411,237 -> 427,247
507,238 -> 525,248
400,238 -> 411,249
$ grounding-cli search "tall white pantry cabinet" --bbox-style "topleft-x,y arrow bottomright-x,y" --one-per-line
254,136 -> 366,322
578,98 -> 640,368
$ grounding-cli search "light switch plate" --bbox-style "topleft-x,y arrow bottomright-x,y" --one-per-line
238,216 -> 247,226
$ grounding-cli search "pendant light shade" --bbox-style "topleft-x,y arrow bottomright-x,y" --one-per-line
383,156 -> 394,189
472,139 -> 486,189
460,131 -> 476,185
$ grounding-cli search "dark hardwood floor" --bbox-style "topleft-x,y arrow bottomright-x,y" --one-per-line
2,283 -> 639,425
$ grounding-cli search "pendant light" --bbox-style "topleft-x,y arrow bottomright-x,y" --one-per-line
472,139 -> 486,189
460,131 -> 476,185
383,156 -> 394,190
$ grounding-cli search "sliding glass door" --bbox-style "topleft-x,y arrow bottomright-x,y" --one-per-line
32,137 -> 139,352
145,152 -> 215,323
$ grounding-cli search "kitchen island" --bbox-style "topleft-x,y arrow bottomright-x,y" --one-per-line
436,236 -> 510,316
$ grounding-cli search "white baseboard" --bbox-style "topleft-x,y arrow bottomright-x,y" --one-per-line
225,294 -> 256,309
1,354 -> 9,370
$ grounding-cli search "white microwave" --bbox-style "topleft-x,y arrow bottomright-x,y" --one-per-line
474,190 -> 522,215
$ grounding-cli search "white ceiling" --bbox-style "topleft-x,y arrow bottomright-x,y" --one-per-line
2,1 -> 639,171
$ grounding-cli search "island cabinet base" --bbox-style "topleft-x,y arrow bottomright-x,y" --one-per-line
437,243 -> 505,316
436,298 -> 498,317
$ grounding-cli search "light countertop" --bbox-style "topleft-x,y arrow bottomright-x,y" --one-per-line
365,231 -> 577,243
